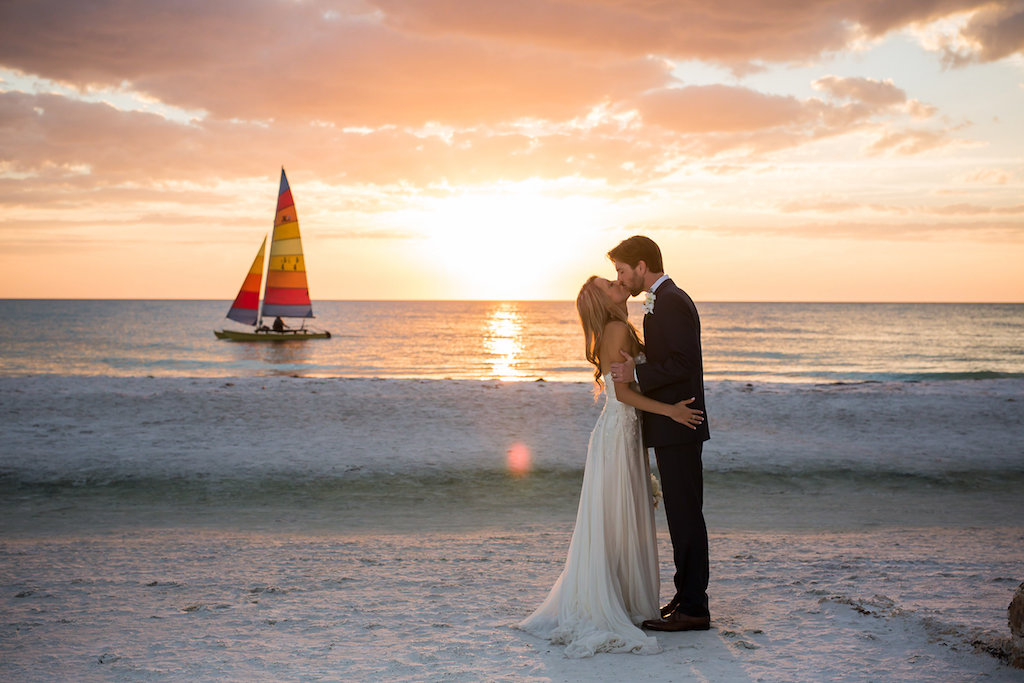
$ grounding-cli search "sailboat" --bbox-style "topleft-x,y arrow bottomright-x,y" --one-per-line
214,168 -> 331,341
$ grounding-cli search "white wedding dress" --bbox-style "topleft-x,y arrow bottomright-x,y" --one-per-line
518,374 -> 660,657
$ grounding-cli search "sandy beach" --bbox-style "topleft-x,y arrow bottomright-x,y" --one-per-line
3,525 -> 1022,681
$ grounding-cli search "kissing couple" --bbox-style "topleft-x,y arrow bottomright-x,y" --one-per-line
518,235 -> 711,657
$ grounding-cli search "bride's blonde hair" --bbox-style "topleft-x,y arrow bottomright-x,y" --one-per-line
576,275 -> 643,391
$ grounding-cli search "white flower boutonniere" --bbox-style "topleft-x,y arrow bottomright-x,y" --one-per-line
642,291 -> 656,315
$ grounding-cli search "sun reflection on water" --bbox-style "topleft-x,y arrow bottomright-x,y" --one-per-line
484,304 -> 524,380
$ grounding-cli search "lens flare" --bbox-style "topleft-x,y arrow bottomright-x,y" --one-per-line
506,442 -> 532,477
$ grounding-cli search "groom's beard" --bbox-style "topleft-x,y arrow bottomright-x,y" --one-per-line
625,273 -> 644,297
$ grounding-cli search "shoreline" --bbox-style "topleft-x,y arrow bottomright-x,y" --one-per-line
2,472 -> 1020,537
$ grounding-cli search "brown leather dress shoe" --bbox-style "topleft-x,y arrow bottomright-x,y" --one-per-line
642,612 -> 711,632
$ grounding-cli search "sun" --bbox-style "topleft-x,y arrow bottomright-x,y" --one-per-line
414,180 -> 610,299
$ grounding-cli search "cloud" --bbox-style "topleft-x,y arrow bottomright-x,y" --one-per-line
626,81 -> 949,158
813,76 -> 906,106
0,90 -> 669,190
0,0 -> 672,128
779,197 -> 1024,217
945,1 -> 1024,64
779,198 -> 910,214
927,202 -> 1024,215
867,128 -> 960,155
710,218 -> 1024,242
379,0 -> 1024,67
376,0 -> 856,64
0,0 -> 1000,181
1,0 -> 1020,136
961,168 -> 1012,184
634,85 -> 806,133
377,0 -> 1024,69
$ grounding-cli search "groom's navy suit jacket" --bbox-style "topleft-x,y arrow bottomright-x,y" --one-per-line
636,278 -> 711,448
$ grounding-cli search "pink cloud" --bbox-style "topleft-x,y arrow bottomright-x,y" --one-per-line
634,85 -> 806,133
961,168 -> 1012,184
947,1 -> 1024,64
0,0 -> 672,127
1,0 -> 1020,135
813,76 -> 907,106
868,128 -> 958,155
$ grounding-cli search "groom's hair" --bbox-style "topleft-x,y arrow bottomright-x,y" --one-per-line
607,235 -> 663,272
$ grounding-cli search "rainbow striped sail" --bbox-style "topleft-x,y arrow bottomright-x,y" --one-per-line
225,237 -> 266,325
261,169 -> 314,319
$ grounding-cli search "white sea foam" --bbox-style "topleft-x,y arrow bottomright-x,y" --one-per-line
3,375 -> 1022,481
0,374 -> 1020,533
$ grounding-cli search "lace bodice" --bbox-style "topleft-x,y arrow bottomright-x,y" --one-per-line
601,374 -> 640,423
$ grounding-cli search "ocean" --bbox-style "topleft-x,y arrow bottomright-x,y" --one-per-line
2,300 -> 1023,680
1,299 -> 1022,382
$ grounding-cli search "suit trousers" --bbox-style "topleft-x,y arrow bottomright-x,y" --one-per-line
654,441 -> 710,618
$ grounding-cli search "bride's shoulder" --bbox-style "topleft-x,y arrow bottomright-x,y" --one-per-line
599,320 -> 631,358
602,320 -> 629,335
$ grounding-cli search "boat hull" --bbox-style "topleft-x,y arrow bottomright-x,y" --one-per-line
214,329 -> 331,341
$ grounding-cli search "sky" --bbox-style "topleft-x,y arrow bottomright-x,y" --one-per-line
1,0 -> 1023,302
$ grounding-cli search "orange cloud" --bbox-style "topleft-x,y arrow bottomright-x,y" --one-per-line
635,86 -> 806,133
945,1 -> 1024,64
674,218 -> 1024,242
867,128 -> 960,155
813,76 -> 907,106
376,0 -> 1024,67
2,1 -> 1020,133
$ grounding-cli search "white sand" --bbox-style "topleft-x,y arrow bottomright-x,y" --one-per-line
2,525 -> 1022,681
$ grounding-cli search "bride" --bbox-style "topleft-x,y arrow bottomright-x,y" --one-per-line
518,276 -> 704,657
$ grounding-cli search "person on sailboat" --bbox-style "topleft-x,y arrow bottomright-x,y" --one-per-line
272,316 -> 286,333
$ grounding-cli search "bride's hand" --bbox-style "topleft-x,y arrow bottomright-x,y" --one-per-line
668,398 -> 703,429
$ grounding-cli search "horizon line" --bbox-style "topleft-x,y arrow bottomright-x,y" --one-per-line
1,297 -> 1022,305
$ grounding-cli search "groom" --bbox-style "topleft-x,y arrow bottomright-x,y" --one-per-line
608,235 -> 711,632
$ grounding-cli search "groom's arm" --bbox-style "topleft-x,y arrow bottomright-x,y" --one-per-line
635,292 -> 701,394
603,323 -> 703,428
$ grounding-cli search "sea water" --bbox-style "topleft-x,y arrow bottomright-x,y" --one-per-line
1,300 -> 1021,527
0,299 -> 1022,382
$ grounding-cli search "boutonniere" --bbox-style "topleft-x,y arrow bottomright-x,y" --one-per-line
642,291 -> 656,315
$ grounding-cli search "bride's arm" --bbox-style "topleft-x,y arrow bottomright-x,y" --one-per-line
600,322 -> 704,429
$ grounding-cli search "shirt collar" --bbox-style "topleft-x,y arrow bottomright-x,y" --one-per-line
649,274 -> 670,294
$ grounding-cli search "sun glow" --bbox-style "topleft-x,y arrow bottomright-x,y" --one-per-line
415,181 -> 610,299
484,304 -> 525,380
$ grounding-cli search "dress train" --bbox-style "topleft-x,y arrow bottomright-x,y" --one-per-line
518,374 -> 660,657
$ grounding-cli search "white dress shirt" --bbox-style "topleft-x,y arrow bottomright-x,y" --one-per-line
649,274 -> 670,294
